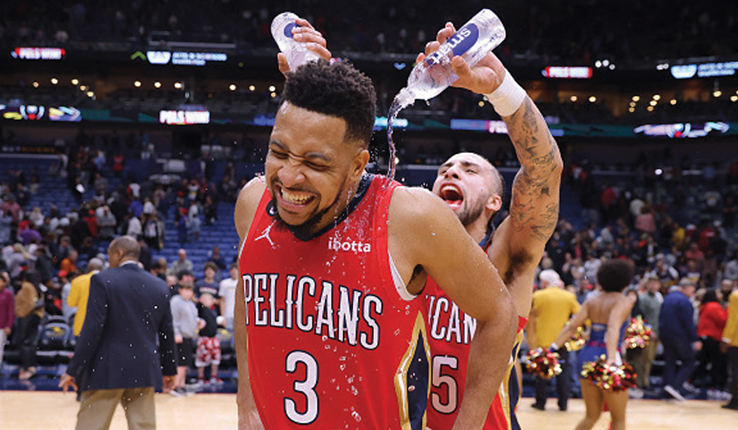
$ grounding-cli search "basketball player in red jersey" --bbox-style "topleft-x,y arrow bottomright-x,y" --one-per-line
233,21 -> 517,430
420,23 -> 563,430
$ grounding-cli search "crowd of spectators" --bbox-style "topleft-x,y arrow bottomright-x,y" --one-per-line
2,1 -> 736,65
1,126 -> 738,399
0,141 -> 246,380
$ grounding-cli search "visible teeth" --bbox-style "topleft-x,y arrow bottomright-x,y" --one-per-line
281,188 -> 312,204
442,185 -> 458,193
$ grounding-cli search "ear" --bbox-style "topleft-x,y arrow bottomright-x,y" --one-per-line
350,149 -> 370,181
486,194 -> 503,213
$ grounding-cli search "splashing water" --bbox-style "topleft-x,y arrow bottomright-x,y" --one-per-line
386,98 -> 402,182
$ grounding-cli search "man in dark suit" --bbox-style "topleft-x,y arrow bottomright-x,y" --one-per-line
59,235 -> 176,430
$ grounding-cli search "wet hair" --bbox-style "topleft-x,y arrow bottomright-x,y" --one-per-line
597,259 -> 634,292
281,60 -> 376,148
701,289 -> 719,305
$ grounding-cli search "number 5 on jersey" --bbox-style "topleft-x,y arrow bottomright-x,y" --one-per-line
431,355 -> 459,414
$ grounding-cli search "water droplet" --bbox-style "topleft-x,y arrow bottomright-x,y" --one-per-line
351,411 -> 362,422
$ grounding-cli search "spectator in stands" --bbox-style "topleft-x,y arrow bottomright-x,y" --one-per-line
0,271 -> 14,368
59,249 -> 78,275
120,211 -> 139,240
0,209 -> 12,244
33,245 -> 55,287
66,258 -> 104,337
60,270 -> 75,325
96,206 -> 116,241
660,278 -> 702,400
149,258 -> 167,281
70,213 -> 92,249
187,203 -> 202,242
143,212 -> 165,251
1,195 -> 21,222
648,253 -> 680,289
219,263 -> 238,332
141,197 -> 154,217
112,153 -> 125,177
129,198 -> 143,219
196,292 -> 223,385
170,281 -> 198,397
93,173 -> 108,195
694,289 -> 728,397
169,249 -> 193,278
176,207 -> 188,246
137,237 -> 152,271
635,203 -> 657,234
7,243 -> 31,279
15,271 -> 44,380
723,253 -> 738,282
195,262 -> 220,301
206,246 -> 227,272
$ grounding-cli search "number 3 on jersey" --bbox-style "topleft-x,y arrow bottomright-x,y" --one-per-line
431,355 -> 459,414
285,351 -> 319,424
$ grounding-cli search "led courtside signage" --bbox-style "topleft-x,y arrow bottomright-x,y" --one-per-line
11,47 -> 66,60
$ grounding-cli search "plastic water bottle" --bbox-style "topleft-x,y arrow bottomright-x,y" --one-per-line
393,9 -> 506,109
271,12 -> 322,71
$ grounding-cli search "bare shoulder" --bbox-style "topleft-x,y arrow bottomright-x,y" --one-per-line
235,177 -> 267,240
389,186 -> 451,226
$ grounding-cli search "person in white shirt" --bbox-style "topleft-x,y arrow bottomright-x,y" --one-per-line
218,263 -> 238,332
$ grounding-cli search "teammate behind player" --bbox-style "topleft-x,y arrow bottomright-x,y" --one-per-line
421,22 -> 563,430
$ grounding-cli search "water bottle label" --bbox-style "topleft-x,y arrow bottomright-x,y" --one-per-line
283,22 -> 296,39
424,23 -> 479,66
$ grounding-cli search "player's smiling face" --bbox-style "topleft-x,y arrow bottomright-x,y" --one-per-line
432,152 -> 496,227
266,102 -> 366,235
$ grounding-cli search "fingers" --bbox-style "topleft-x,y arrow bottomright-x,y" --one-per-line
436,22 -> 456,44
424,40 -> 440,56
292,27 -> 325,47
277,53 -> 290,76
451,55 -> 471,78
307,43 -> 332,61
294,18 -> 314,30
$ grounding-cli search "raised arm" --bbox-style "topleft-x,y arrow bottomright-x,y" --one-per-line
424,24 -> 563,318
389,187 -> 517,429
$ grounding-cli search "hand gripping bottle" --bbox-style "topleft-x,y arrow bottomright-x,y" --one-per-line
393,9 -> 506,109
271,12 -> 322,71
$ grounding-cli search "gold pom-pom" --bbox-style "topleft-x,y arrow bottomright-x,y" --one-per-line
526,347 -> 563,380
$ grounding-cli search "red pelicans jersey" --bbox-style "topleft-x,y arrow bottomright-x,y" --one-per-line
239,174 -> 430,429
423,277 -> 527,430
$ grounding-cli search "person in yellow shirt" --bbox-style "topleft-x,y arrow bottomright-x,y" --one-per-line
527,269 -> 582,411
67,258 -> 104,336
722,280 -> 738,410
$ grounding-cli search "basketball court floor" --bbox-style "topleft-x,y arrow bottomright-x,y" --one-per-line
1,390 -> 734,429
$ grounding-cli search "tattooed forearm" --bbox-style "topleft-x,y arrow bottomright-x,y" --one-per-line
528,203 -> 559,241
505,98 -> 563,176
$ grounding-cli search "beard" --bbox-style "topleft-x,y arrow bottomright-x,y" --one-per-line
269,179 -> 348,240
456,198 -> 486,227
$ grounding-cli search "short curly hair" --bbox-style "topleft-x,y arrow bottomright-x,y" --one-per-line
282,60 -> 376,147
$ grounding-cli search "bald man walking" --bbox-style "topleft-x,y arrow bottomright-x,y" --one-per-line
60,236 -> 176,430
